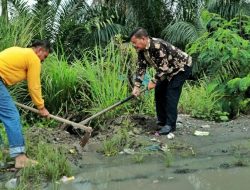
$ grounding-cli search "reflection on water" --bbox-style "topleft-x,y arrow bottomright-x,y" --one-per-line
42,114 -> 250,190
54,153 -> 250,190
187,168 -> 250,190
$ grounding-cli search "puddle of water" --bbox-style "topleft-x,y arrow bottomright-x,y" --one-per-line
57,166 -> 250,190
47,119 -> 250,190
51,152 -> 250,190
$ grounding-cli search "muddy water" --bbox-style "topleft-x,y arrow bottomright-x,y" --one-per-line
51,147 -> 250,190
45,114 -> 250,190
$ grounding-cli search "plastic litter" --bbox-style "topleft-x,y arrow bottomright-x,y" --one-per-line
69,149 -> 76,154
153,179 -> 159,184
201,124 -> 210,129
123,148 -> 135,155
160,144 -> 169,152
167,133 -> 175,139
194,130 -> 209,136
154,132 -> 160,137
5,178 -> 17,189
144,144 -> 162,151
60,176 -> 75,183
150,138 -> 161,143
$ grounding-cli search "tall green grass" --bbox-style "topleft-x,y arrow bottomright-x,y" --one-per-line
41,55 -> 84,114
179,80 -> 225,119
102,127 -> 129,156
16,141 -> 72,190
0,15 -> 35,51
9,42 -> 136,125
7,38 -> 230,124
10,54 -> 84,116
78,43 -> 132,121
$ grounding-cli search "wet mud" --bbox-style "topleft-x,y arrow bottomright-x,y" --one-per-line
1,114 -> 250,189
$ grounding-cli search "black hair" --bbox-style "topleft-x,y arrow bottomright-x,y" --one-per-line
29,40 -> 53,53
129,27 -> 149,39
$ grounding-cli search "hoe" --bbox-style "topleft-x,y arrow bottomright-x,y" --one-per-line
15,89 -> 147,147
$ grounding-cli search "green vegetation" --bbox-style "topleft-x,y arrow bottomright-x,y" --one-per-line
0,15 -> 35,50
0,0 -> 249,122
102,127 -> 129,156
78,42 -> 132,119
1,0 -> 250,188
132,153 -> 145,164
179,80 -> 228,121
187,12 -> 250,81
0,136 -> 72,190
164,151 -> 174,168
185,12 -> 250,119
41,55 -> 83,114
15,141 -> 72,190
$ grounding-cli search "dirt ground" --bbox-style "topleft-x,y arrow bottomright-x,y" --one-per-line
1,113 -> 250,171
0,115 -> 250,189
26,113 -> 250,167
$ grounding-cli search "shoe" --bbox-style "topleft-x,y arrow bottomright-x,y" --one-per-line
171,126 -> 176,132
158,125 -> 172,135
155,121 -> 165,131
156,121 -> 165,126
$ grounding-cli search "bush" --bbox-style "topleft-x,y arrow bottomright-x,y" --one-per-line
221,75 -> 250,117
186,12 -> 250,118
41,55 -> 84,114
187,13 -> 250,81
179,80 -> 228,120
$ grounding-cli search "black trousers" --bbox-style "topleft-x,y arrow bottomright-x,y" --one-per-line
155,65 -> 192,130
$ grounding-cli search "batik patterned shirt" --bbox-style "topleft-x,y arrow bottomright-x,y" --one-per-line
134,37 -> 192,87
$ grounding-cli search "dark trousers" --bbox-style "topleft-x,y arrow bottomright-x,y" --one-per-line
155,65 -> 191,130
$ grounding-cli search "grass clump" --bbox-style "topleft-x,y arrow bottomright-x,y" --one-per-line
164,151 -> 174,168
102,128 -> 129,156
79,43 -> 131,123
16,141 -> 72,189
179,80 -> 225,120
132,154 -> 145,164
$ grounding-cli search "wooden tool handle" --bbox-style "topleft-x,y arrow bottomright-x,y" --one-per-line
80,88 -> 148,125
15,102 -> 92,133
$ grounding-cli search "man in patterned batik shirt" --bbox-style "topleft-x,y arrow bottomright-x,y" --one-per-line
130,28 -> 192,135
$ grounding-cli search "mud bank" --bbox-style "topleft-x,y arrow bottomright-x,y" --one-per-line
70,114 -> 250,190
1,114 -> 250,189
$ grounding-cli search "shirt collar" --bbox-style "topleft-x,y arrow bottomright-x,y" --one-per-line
145,37 -> 151,50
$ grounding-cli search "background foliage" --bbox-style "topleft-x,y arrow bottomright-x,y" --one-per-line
0,0 -> 249,123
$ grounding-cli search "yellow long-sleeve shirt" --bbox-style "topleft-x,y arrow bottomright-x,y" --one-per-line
0,47 -> 44,109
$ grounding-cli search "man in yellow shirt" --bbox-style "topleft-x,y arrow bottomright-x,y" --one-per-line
0,40 -> 51,168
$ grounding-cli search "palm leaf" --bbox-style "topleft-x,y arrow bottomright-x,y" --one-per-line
8,0 -> 30,16
162,21 -> 200,46
207,0 -> 250,20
